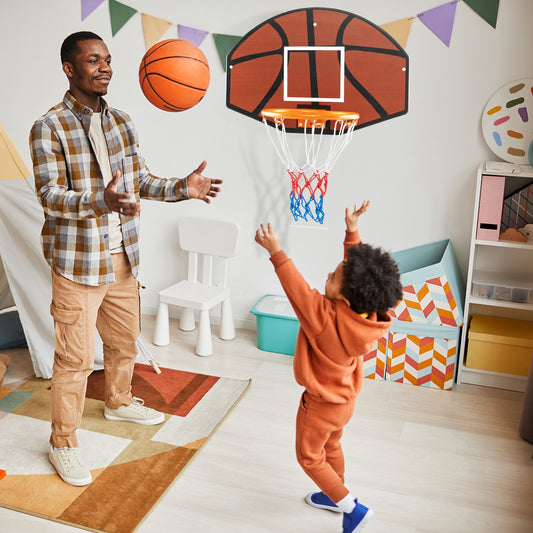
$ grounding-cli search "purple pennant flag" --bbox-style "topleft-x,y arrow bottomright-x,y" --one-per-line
81,0 -> 106,21
178,24 -> 209,47
418,1 -> 458,47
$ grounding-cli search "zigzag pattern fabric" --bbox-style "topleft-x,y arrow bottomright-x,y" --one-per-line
385,333 -> 457,390
389,275 -> 461,327
363,335 -> 387,380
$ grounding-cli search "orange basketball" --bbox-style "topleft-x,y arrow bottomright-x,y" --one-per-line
139,39 -> 210,112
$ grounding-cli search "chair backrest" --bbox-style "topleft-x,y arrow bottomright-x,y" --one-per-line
178,217 -> 239,287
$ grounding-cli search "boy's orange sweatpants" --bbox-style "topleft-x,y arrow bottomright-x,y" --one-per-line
295,390 -> 356,504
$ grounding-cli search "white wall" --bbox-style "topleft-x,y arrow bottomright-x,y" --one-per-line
1,0 -> 532,330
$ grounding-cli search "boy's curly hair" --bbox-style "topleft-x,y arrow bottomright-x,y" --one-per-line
342,243 -> 403,314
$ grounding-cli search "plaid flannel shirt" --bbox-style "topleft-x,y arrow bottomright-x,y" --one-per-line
30,91 -> 188,286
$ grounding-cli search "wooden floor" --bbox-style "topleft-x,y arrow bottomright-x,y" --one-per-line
1,315 -> 532,533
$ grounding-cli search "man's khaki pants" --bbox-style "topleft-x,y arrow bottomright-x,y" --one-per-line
49,252 -> 140,448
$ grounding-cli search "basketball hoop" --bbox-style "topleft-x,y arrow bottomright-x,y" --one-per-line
261,108 -> 359,224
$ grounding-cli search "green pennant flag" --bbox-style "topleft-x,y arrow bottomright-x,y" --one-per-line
213,33 -> 242,72
463,0 -> 500,28
109,0 -> 138,36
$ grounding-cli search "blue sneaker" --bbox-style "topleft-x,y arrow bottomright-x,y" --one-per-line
342,499 -> 374,533
305,491 -> 342,513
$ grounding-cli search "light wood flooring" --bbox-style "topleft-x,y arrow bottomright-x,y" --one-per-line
1,315 -> 532,533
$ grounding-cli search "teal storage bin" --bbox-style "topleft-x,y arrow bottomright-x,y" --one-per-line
250,295 -> 300,355
390,239 -> 465,327
365,239 -> 466,389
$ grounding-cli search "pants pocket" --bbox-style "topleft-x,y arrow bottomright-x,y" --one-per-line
50,301 -> 85,365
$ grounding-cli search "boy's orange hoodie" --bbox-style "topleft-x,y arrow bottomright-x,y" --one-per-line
269,229 -> 393,404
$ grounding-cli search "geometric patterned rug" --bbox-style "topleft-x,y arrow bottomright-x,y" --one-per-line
0,363 -> 250,532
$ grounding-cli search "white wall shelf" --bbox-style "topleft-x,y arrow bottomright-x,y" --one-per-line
456,162 -> 533,392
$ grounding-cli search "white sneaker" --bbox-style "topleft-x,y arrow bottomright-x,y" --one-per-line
49,446 -> 92,486
104,397 -> 165,425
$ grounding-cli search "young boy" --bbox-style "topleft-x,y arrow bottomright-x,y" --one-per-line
255,201 -> 403,533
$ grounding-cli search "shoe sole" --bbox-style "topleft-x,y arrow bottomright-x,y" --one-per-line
48,455 -> 92,486
351,509 -> 374,533
305,492 -> 343,513
104,412 -> 165,425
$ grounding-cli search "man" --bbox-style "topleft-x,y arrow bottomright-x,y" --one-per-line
29,31 -> 222,486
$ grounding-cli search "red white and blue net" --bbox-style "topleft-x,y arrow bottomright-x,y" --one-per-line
262,110 -> 358,224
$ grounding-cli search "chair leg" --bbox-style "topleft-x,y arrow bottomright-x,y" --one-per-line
219,298 -> 236,340
195,309 -> 213,356
180,307 -> 196,331
153,302 -> 169,346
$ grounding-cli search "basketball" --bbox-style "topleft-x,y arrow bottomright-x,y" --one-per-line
139,39 -> 210,112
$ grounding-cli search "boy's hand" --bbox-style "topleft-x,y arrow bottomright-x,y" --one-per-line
255,223 -> 282,256
345,200 -> 370,232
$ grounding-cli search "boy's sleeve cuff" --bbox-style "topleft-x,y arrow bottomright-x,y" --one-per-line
269,250 -> 288,267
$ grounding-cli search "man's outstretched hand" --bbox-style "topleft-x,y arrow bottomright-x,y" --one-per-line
186,161 -> 222,203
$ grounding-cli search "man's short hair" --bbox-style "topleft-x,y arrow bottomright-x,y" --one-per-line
60,31 -> 103,64
342,243 -> 403,314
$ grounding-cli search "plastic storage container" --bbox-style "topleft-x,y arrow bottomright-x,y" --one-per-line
472,279 -> 533,304
250,295 -> 299,355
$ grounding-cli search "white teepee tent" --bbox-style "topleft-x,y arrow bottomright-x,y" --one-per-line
0,120 -> 56,377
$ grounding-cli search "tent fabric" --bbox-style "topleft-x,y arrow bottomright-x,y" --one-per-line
0,121 -> 30,181
0,120 -> 128,378
0,259 -> 15,311
0,177 -> 107,378
0,178 -> 56,377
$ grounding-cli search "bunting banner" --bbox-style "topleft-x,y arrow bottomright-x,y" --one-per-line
178,25 -> 209,48
141,13 -> 173,50
108,0 -> 137,37
81,0 -> 105,21
418,1 -> 458,47
463,0 -> 500,28
212,34 -> 242,72
81,0 -> 500,70
379,17 -> 414,50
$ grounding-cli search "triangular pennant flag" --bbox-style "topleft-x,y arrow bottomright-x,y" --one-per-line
109,0 -> 138,37
178,24 -> 209,48
81,0 -> 105,21
0,121 -> 30,180
418,1 -> 458,47
463,0 -> 500,28
213,33 -> 242,72
380,17 -> 414,50
141,13 -> 173,50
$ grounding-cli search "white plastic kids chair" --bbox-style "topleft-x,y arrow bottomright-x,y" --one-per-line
152,217 -> 239,356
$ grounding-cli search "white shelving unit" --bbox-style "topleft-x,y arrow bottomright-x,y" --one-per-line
457,162 -> 533,392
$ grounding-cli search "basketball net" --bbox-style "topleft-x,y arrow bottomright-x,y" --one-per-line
261,109 -> 359,224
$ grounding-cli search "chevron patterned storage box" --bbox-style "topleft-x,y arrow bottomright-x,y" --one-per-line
364,240 -> 465,390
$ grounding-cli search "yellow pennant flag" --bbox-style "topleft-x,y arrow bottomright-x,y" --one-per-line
380,17 -> 414,50
141,13 -> 173,50
0,121 -> 30,180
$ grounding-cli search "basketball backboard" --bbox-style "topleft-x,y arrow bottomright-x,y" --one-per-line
226,7 -> 409,134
